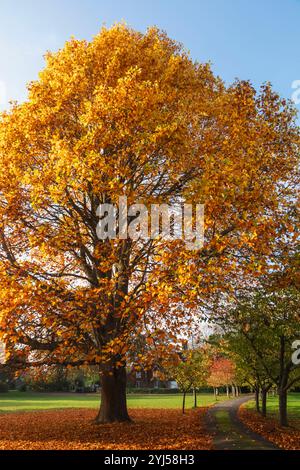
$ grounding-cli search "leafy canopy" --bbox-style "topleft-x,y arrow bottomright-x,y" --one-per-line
0,24 -> 298,370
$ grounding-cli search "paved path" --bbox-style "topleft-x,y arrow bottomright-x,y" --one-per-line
206,395 -> 278,450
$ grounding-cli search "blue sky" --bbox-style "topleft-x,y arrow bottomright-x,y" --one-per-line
0,0 -> 300,111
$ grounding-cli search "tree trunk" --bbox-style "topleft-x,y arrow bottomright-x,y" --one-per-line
279,388 -> 288,427
255,388 -> 260,412
277,335 -> 289,427
261,389 -> 267,417
182,391 -> 186,414
231,385 -> 235,397
226,385 -> 229,397
95,366 -> 131,424
193,388 -> 197,408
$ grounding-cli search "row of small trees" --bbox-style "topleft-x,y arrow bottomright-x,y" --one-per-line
168,349 -> 237,413
212,285 -> 300,427
168,281 -> 300,424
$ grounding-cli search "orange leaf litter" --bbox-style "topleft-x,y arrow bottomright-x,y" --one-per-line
239,407 -> 300,450
0,408 -> 212,450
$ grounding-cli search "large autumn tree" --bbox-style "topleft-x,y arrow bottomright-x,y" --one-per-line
0,24 -> 298,423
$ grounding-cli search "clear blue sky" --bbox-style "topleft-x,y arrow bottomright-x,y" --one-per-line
1,0 -> 300,111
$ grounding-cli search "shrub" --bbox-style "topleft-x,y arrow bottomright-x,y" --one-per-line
18,383 -> 27,392
0,381 -> 9,393
127,387 -> 180,394
28,379 -> 70,392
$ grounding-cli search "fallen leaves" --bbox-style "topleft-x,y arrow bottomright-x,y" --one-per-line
0,408 -> 212,450
239,406 -> 300,450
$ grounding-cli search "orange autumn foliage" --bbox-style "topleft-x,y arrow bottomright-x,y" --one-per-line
0,23 -> 298,378
207,357 -> 236,388
239,407 -> 300,450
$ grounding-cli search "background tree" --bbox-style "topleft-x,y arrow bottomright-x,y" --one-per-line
224,331 -> 273,416
218,287 -> 300,425
207,357 -> 236,398
167,348 -> 210,413
23,364 -> 99,392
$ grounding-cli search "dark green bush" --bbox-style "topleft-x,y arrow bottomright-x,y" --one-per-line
127,387 -> 180,394
18,383 -> 27,392
28,379 -> 70,392
0,381 -> 9,393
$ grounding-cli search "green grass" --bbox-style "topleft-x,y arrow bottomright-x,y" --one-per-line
214,410 -> 233,433
0,391 -> 228,413
245,393 -> 300,426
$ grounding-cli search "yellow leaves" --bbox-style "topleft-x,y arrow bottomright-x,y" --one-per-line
0,22 -> 298,373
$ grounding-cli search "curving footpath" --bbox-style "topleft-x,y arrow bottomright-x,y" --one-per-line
206,395 -> 278,450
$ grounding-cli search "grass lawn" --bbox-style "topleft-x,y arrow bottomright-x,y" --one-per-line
0,391 -> 226,450
245,393 -> 300,426
0,391 -> 228,413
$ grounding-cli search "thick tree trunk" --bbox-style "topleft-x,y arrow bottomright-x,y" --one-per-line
95,366 -> 131,424
278,388 -> 288,427
261,389 -> 267,417
255,388 -> 260,412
